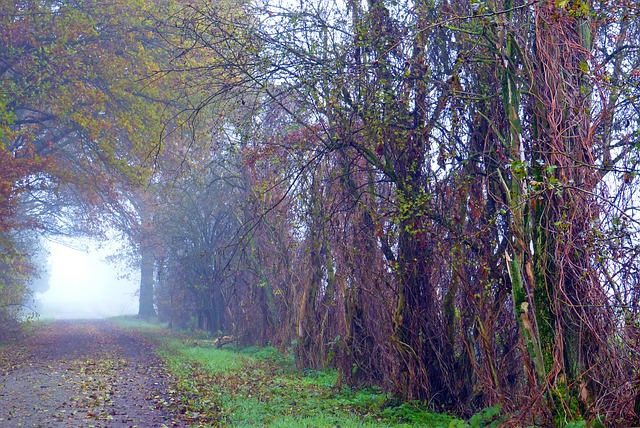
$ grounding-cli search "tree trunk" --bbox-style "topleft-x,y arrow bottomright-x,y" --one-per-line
138,206 -> 156,318
138,236 -> 156,318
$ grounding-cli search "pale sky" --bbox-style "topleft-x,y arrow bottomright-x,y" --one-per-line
36,238 -> 139,319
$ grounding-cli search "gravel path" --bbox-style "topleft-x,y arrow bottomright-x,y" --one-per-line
0,320 -> 186,427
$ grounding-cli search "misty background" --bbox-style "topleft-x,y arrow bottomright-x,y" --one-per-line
33,238 -> 138,319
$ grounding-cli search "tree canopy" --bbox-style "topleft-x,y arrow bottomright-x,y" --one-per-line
0,0 -> 182,320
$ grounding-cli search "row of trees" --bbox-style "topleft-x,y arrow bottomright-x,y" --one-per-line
2,0 -> 640,425
149,0 -> 640,425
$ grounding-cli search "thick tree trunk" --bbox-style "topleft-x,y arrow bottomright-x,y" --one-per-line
138,234 -> 156,318
137,201 -> 156,318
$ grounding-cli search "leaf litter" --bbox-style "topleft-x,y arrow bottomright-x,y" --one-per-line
0,320 -> 187,427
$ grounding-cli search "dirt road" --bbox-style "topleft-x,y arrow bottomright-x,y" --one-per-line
0,320 -> 185,427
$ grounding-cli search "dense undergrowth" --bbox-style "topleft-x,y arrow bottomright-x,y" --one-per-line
112,317 -> 503,427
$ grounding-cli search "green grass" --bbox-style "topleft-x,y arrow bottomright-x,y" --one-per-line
109,315 -> 167,331
165,339 -> 248,373
110,317 -> 467,427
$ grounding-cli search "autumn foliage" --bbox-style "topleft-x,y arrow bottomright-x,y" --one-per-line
0,0 -> 176,328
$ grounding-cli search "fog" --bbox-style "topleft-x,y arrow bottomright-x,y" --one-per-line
36,239 -> 139,319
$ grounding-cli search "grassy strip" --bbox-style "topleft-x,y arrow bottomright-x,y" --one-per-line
111,317 -> 467,427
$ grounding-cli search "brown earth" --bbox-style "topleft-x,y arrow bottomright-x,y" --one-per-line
0,320 -> 187,427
